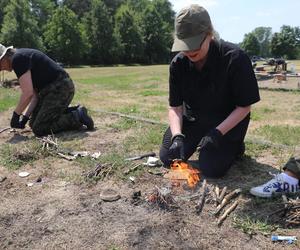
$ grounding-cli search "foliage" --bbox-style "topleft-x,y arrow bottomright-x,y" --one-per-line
0,0 -> 44,49
30,0 -> 56,32
0,0 -> 10,30
252,27 -> 272,58
62,0 -> 92,19
271,25 -> 300,59
82,0 -> 117,64
240,32 -> 260,56
114,4 -> 143,63
140,4 -> 171,63
43,6 -> 85,64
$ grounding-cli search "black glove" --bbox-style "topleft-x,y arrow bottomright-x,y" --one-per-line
197,128 -> 223,151
19,115 -> 30,129
169,133 -> 185,160
10,111 -> 22,128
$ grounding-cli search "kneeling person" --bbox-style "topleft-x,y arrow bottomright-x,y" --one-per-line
0,44 -> 94,136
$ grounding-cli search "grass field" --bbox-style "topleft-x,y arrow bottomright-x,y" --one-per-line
0,61 -> 300,249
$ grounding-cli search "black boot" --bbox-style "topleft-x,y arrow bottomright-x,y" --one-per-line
72,106 -> 94,130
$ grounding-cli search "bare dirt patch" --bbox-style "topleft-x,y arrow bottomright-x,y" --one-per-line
0,112 -> 299,249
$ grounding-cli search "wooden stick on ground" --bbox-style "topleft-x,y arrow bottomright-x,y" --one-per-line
217,186 -> 227,204
0,127 -> 10,134
215,185 -> 220,199
214,188 -> 241,216
217,199 -> 239,226
196,179 -> 208,214
94,109 -> 166,125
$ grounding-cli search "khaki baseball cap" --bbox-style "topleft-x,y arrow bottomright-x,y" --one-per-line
0,44 -> 13,61
172,5 -> 212,52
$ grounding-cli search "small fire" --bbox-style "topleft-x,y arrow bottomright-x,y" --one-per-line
168,160 -> 200,188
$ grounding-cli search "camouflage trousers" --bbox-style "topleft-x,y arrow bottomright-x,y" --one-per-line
283,156 -> 300,178
29,73 -> 82,136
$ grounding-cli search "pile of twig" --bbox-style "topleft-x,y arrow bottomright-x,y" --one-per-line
270,195 -> 300,227
213,186 -> 241,226
147,186 -> 178,210
194,182 -> 241,225
39,134 -> 59,150
84,163 -> 113,180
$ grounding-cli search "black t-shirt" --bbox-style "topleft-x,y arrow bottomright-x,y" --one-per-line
169,40 -> 260,140
12,49 -> 65,92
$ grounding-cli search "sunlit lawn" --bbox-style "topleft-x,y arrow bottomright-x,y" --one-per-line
1,62 -> 300,147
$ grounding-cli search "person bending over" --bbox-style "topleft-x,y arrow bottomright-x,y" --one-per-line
0,44 -> 93,136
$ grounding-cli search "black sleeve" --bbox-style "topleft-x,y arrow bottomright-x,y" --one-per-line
169,62 -> 183,107
229,51 -> 260,107
12,54 -> 31,78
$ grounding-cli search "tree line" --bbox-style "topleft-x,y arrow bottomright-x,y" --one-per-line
240,26 -> 300,59
0,0 -> 175,65
1,1 -> 299,65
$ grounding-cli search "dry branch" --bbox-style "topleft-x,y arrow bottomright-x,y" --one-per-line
215,185 -> 220,200
217,199 -> 239,226
94,109 -> 166,125
217,186 -> 227,204
57,152 -> 76,161
196,179 -> 208,214
214,188 -> 241,215
269,195 -> 300,227
0,127 -> 11,134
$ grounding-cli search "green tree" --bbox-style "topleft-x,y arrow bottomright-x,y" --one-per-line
82,0 -> 116,64
62,0 -> 92,19
152,0 -> 175,30
43,6 -> 85,64
0,0 -> 43,49
240,33 -> 260,57
30,0 -> 56,33
252,27 -> 272,58
0,0 -> 10,30
103,0 -> 125,16
114,4 -> 144,63
140,4 -> 170,63
271,25 -> 299,59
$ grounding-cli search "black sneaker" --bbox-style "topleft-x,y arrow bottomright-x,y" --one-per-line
78,106 -> 94,130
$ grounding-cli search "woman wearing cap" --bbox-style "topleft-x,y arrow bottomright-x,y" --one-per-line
0,44 -> 94,136
159,5 -> 260,178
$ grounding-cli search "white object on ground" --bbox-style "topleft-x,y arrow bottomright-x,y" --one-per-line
143,156 -> 159,167
72,151 -> 89,157
129,176 -> 135,183
27,183 -> 34,187
91,152 -> 101,159
18,171 -> 30,178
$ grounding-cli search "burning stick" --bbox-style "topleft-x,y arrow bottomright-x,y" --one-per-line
214,188 -> 241,215
196,179 -> 208,214
217,199 -> 239,226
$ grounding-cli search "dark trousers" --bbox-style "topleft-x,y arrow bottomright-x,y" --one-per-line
29,74 -> 82,136
159,117 -> 249,178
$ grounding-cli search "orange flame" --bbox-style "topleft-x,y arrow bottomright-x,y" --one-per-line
169,160 -> 200,188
